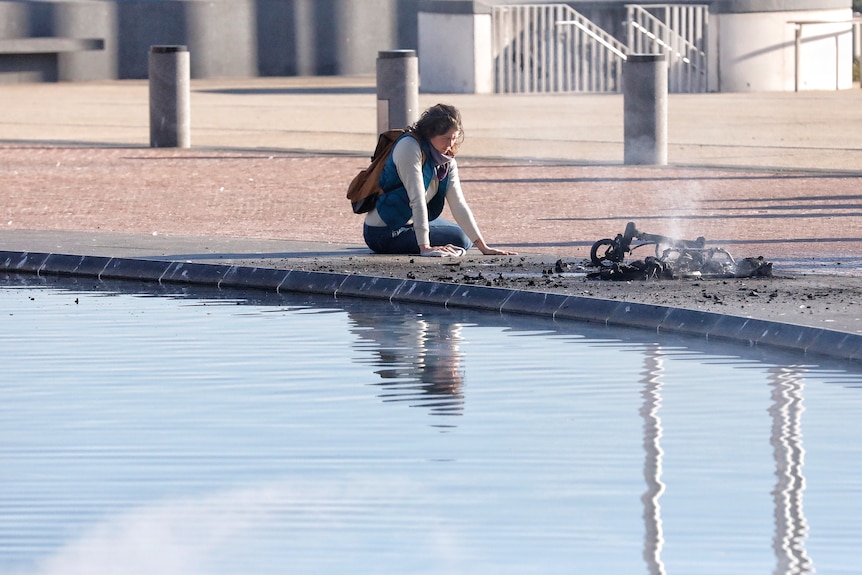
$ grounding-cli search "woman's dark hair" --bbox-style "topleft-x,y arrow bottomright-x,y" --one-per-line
411,104 -> 464,154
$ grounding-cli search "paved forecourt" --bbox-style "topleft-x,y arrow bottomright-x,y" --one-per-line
1,77 -> 861,358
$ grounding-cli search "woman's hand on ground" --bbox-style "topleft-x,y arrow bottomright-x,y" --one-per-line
475,239 -> 518,256
480,246 -> 518,256
420,244 -> 466,257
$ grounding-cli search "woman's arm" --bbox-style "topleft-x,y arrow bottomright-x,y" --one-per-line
446,161 -> 518,256
392,138 -> 467,256
472,238 -> 517,256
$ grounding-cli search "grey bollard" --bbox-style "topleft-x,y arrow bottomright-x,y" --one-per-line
624,54 -> 667,165
149,45 -> 191,148
376,50 -> 419,134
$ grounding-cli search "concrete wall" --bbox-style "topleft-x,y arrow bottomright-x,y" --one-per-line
53,1 -> 118,82
111,0 -> 257,79
0,0 -> 419,82
418,10 -> 494,93
709,7 -> 854,91
0,0 -> 855,92
113,0 -> 417,79
253,0 -> 418,76
416,0 -> 854,93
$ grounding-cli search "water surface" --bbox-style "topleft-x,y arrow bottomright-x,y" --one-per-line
1,275 -> 861,574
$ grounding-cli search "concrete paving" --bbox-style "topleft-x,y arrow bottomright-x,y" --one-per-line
1,76 -> 862,358
2,76 -> 862,170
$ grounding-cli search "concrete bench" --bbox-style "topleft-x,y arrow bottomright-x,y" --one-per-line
0,37 -> 104,83
0,37 -> 104,54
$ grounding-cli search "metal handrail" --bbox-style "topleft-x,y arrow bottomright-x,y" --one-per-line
556,20 -> 628,61
626,4 -> 708,93
788,18 -> 862,92
492,4 -> 628,93
630,21 -> 692,65
491,3 -> 707,94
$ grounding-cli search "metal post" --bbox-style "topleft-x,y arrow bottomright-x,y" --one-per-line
149,45 -> 191,148
836,33 -> 840,91
795,25 -> 802,93
376,50 -> 419,134
624,54 -> 668,166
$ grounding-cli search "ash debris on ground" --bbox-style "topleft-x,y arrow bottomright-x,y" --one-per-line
297,252 -> 774,292
586,255 -> 774,281
248,249 -> 861,331
584,221 -> 773,282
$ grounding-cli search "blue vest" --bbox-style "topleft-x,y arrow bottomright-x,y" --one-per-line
375,134 -> 450,231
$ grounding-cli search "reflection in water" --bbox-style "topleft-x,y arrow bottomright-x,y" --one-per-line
769,366 -> 813,574
4,276 -> 862,573
640,344 -> 667,575
348,308 -> 465,423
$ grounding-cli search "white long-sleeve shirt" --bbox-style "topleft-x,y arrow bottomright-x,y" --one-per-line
364,136 -> 482,248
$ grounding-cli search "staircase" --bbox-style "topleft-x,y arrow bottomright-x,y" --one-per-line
491,3 -> 709,94
627,4 -> 708,93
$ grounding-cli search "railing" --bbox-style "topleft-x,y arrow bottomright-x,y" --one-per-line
491,4 -> 708,94
855,15 -> 862,64
789,18 -> 862,92
492,4 -> 628,93
626,4 -> 708,93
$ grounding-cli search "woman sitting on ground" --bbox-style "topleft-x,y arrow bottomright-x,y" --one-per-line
363,103 -> 517,257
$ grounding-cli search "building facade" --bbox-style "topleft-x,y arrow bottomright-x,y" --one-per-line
0,0 -> 854,92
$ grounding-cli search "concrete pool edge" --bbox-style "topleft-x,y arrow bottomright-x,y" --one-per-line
2,249 -> 861,361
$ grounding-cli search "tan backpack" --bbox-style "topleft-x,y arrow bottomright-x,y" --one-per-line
347,129 -> 417,214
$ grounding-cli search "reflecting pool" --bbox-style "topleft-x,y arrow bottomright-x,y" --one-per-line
1,274 -> 861,575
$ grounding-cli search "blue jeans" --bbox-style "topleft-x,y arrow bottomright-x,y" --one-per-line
364,219 -> 473,255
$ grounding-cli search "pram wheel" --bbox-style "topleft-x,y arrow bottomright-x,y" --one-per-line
590,238 -> 624,266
